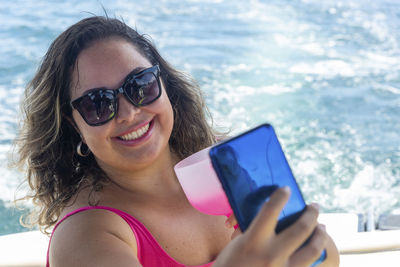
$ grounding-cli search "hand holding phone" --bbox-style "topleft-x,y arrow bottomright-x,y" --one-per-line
209,124 -> 326,266
213,186 -> 329,267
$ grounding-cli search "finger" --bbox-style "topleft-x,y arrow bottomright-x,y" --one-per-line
275,203 -> 320,255
288,224 -> 329,267
245,186 -> 291,243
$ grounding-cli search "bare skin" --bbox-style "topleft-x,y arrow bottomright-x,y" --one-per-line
49,38 -> 339,267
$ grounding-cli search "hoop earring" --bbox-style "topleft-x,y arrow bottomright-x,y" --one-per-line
77,141 -> 90,157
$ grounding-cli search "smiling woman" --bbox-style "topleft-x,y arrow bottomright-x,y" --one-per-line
11,16 -> 339,267
13,16 -> 217,235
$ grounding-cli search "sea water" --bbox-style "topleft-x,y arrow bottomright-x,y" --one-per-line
0,0 -> 399,234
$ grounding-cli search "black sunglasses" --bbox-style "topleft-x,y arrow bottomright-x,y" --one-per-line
71,65 -> 161,126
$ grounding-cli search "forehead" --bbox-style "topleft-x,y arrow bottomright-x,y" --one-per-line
70,38 -> 152,98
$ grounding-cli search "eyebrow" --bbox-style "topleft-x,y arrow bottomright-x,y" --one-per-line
80,66 -> 147,96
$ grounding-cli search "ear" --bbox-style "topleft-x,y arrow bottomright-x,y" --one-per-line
63,114 -> 86,144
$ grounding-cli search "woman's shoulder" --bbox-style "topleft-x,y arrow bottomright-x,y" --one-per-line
49,204 -> 140,266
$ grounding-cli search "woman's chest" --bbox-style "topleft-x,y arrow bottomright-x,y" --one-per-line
138,211 -> 232,265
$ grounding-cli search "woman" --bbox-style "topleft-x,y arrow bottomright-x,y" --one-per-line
14,16 -> 339,266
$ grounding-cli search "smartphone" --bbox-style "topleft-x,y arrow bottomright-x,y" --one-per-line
209,123 -> 326,266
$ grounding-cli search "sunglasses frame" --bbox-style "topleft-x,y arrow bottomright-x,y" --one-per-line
70,65 -> 161,126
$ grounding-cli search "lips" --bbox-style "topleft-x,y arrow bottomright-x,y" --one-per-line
117,119 -> 153,141
118,123 -> 150,141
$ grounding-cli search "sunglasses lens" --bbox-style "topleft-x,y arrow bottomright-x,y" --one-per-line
125,71 -> 160,106
77,90 -> 115,125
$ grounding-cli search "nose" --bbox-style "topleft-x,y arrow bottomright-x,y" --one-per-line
115,94 -> 141,124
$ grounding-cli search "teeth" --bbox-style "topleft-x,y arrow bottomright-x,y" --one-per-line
119,123 -> 150,141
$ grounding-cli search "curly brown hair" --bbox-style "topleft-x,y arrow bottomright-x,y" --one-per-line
13,16 -> 221,234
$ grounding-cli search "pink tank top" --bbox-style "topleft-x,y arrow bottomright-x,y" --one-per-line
46,206 -> 214,267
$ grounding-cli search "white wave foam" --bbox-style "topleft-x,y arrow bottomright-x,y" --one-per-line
334,163 -> 400,216
373,83 -> 400,95
290,60 -> 356,77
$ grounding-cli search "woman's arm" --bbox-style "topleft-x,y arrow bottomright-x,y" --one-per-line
49,209 -> 142,267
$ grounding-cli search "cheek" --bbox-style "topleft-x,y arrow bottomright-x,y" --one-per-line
147,91 -> 174,144
159,80 -> 173,115
72,111 -> 108,144
159,93 -> 174,127
71,112 -> 85,138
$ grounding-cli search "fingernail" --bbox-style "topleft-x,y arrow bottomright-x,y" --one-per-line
225,219 -> 232,228
282,186 -> 291,193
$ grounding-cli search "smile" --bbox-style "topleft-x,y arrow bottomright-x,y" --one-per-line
118,122 -> 150,141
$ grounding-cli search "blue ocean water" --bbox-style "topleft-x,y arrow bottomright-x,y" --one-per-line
0,0 -> 399,234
